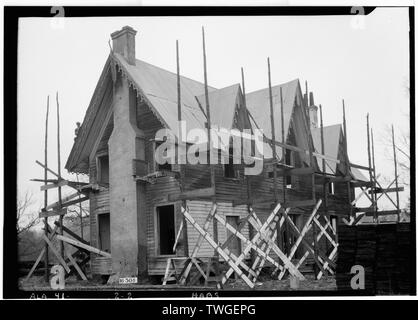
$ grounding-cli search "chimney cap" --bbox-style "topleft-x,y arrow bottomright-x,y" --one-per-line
111,26 -> 137,39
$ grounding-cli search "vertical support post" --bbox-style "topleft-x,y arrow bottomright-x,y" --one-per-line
319,104 -> 329,246
43,95 -> 49,282
241,67 -> 255,264
391,125 -> 400,222
279,86 -> 291,255
305,82 -> 317,278
76,174 -> 83,239
371,128 -> 378,207
202,27 -> 219,271
176,40 -> 189,256
267,58 -> 283,259
342,100 -> 352,218
280,87 -> 286,203
366,114 -> 376,222
267,58 -> 278,201
56,92 -> 64,257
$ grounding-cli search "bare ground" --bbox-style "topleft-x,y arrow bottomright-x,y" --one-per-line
19,274 -> 336,291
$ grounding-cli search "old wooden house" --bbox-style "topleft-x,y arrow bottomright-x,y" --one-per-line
65,26 -> 368,282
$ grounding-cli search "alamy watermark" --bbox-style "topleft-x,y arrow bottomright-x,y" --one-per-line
154,121 -> 265,176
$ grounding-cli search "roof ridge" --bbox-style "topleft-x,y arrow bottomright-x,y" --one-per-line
134,57 -> 218,91
246,78 -> 300,95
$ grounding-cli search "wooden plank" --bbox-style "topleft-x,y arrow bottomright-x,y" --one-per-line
284,199 -> 316,208
168,187 -> 215,201
370,187 -> 404,194
42,234 -> 71,273
233,196 -> 275,207
172,220 -> 183,253
24,226 -> 59,281
354,206 -> 374,213
36,160 -> 60,178
221,205 -> 285,284
281,211 -> 328,277
249,213 -> 284,282
273,167 -> 314,176
40,179 -> 68,191
277,200 -> 323,279
183,209 -> 254,288
55,234 -> 111,258
60,196 -> 89,209
66,249 -> 87,281
365,210 -> 400,217
178,203 -> 217,285
247,215 -> 305,280
54,221 -> 90,245
39,208 -> 67,218
349,163 -> 373,171
352,181 -> 373,188
31,178 -> 58,183
46,191 -> 82,210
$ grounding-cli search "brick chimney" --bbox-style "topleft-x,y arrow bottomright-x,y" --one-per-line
308,92 -> 318,129
111,26 -> 137,65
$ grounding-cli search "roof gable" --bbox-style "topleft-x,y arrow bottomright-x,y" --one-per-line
196,83 -> 241,131
311,124 -> 344,174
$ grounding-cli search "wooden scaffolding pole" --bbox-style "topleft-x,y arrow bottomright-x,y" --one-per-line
202,27 -> 219,273
56,92 -> 64,256
241,67 -> 255,265
267,58 -> 284,256
43,95 -> 50,282
280,87 -> 286,202
366,114 -> 377,222
176,39 -> 189,256
391,125 -> 401,222
267,57 -> 278,201
371,128 -> 378,220
305,83 -> 318,278
76,174 -> 83,239
280,86 -> 291,255
319,104 -> 329,215
342,100 -> 353,219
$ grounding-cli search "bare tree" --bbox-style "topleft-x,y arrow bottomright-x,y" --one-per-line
17,191 -> 39,241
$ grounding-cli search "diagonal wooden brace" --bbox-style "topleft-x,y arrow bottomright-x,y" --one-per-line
277,199 -> 322,279
221,203 -> 285,285
179,203 -> 217,285
182,208 -> 255,288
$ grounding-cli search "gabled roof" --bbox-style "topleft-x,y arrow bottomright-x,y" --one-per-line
311,124 -> 343,174
245,79 -> 309,160
196,83 -> 241,131
246,79 -> 299,143
114,53 -> 246,149
311,124 -> 368,181
114,53 -> 212,137
66,55 -> 246,172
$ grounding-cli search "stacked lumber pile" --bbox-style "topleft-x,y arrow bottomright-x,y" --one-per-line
375,224 -> 397,294
395,223 -> 412,294
336,223 -> 412,295
335,225 -> 357,291
356,225 -> 376,292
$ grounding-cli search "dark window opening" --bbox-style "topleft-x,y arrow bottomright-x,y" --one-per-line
157,205 -> 176,255
226,216 -> 241,256
98,213 -> 111,253
224,148 -> 238,178
97,155 -> 109,184
285,149 -> 292,186
155,141 -> 172,172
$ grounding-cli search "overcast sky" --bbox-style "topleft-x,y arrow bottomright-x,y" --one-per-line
17,8 -> 410,216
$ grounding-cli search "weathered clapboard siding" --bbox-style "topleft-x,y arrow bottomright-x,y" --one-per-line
91,256 -> 112,275
185,200 -> 251,259
89,151 -> 111,275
